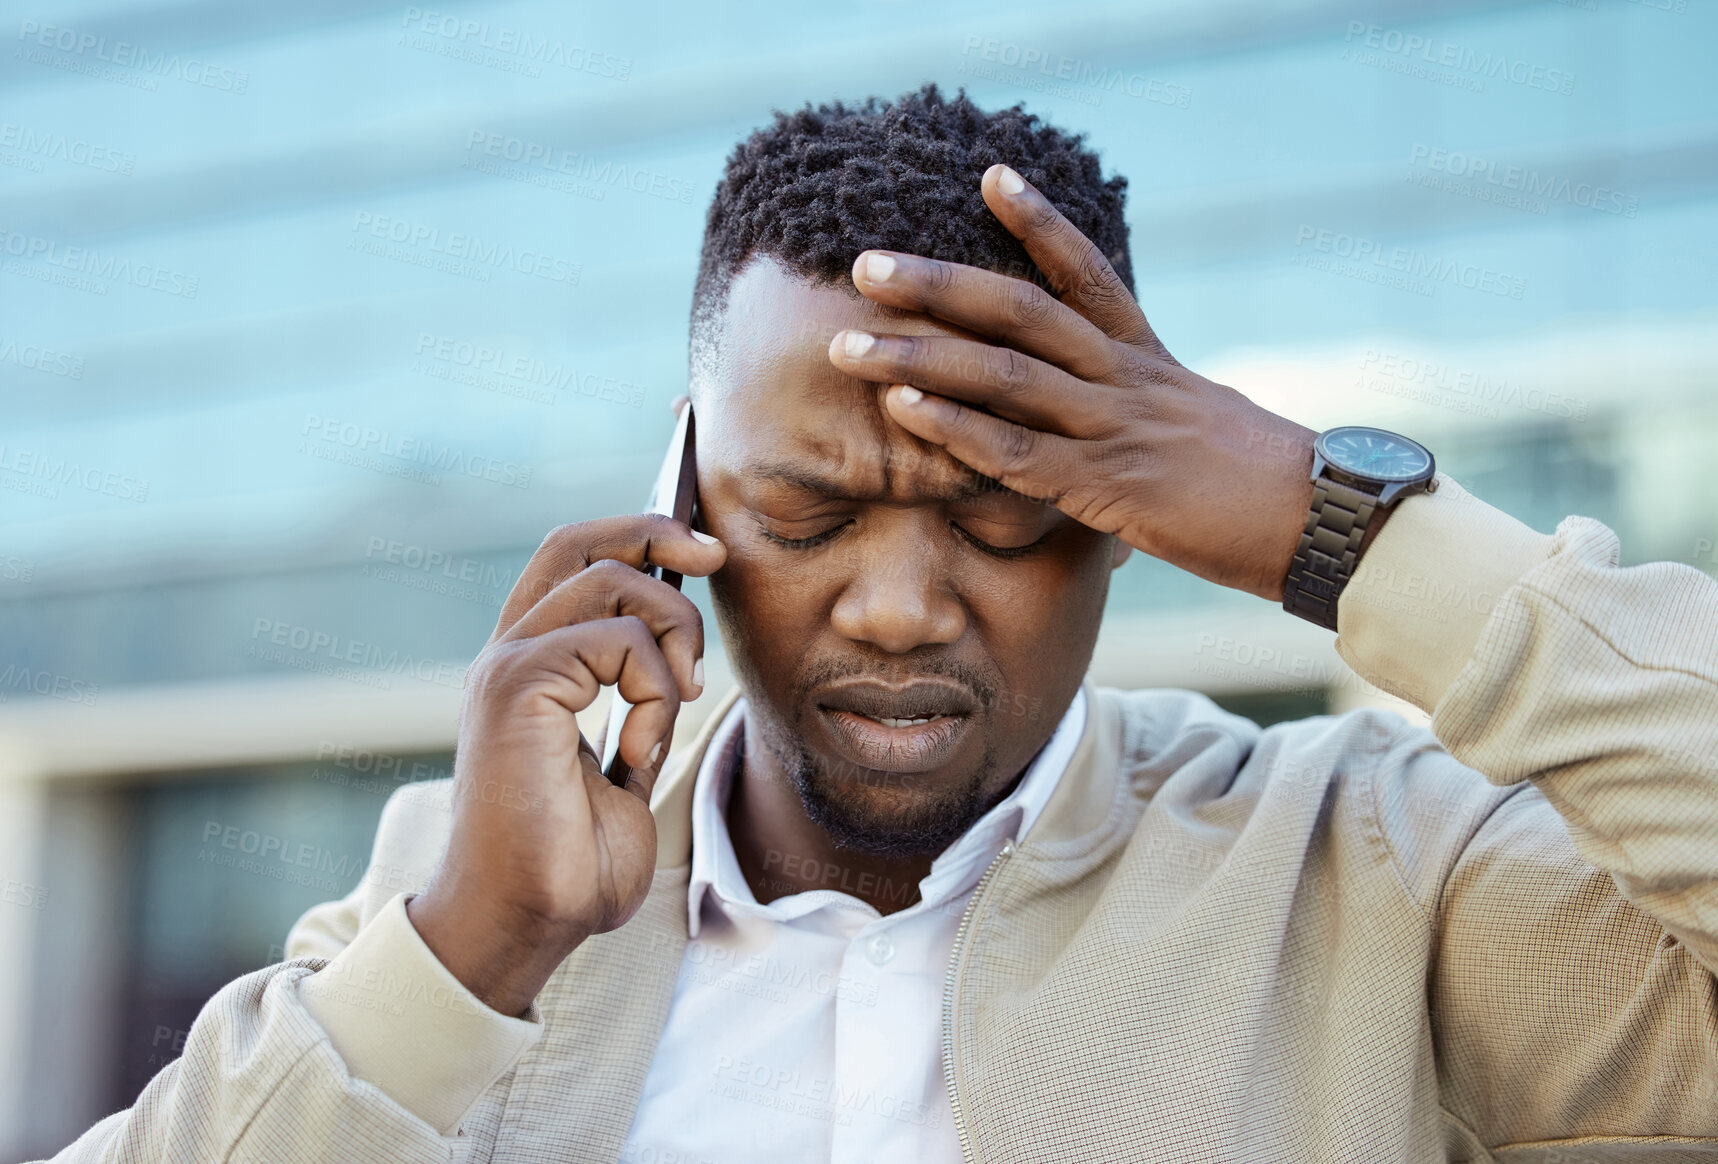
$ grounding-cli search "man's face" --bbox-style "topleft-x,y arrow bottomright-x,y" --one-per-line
694,256 -> 1125,858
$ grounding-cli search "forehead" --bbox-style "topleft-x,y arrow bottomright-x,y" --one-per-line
698,255 -> 1001,504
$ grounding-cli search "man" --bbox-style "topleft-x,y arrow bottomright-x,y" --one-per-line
42,85 -> 1718,1163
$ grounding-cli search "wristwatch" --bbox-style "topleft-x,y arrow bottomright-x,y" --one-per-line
1282,425 -> 1437,630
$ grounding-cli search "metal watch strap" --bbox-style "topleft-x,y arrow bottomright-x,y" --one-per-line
1282,476 -> 1380,630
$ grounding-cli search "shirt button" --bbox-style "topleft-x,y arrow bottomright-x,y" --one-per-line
1000,840 -> 1016,856
866,933 -> 896,966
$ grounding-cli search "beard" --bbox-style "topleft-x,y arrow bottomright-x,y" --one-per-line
747,654 -> 1007,860
757,724 -> 1003,860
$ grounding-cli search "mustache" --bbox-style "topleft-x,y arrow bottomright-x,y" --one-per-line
790,654 -> 1000,715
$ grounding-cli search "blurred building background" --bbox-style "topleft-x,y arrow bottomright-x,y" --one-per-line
1,0 -> 1713,1156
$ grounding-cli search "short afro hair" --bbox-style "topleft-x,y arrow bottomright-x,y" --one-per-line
690,82 -> 1132,363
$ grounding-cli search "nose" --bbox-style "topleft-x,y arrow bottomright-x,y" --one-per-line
829,518 -> 966,653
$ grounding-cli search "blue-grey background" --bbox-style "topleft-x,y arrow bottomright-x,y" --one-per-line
1,0 -> 1713,1154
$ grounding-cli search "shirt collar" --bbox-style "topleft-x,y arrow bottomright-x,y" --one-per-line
686,686 -> 1088,936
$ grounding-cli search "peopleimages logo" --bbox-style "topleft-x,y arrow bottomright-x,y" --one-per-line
248,617 -> 469,690
399,8 -> 631,80
0,123 -> 136,175
0,444 -> 150,502
0,665 -> 100,705
364,536 -> 516,591
413,333 -> 647,409
16,20 -> 249,93
0,338 -> 84,379
348,211 -> 581,285
956,35 -> 1192,109
0,229 -> 199,298
299,414 -> 533,489
1,879 -> 48,912
1407,145 -> 1638,217
463,131 -> 695,204
1293,225 -> 1526,300
1341,21 -> 1575,96
360,534 -> 514,610
1358,349 -> 1590,422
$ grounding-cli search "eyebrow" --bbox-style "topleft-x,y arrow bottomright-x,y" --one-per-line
749,461 -> 1018,505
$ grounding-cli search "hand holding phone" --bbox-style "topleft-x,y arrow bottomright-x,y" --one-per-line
600,400 -> 700,786
406,400 -> 718,1017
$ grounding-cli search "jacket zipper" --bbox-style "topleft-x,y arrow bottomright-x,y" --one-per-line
942,839 -> 1015,1164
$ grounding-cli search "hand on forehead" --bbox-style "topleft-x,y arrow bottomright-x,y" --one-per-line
697,255 -> 1020,501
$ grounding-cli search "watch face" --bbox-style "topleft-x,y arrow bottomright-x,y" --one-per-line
1317,427 -> 1433,482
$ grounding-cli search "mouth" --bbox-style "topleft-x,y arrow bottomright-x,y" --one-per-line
814,680 -> 979,773
860,714 -> 943,729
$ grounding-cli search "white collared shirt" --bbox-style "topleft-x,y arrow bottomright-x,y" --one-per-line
619,687 -> 1087,1164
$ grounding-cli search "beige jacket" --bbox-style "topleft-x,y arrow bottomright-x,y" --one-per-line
40,473 -> 1718,1163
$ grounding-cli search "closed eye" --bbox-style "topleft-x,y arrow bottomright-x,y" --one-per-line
756,519 -> 1050,560
953,522 -> 1051,560
757,522 -> 848,551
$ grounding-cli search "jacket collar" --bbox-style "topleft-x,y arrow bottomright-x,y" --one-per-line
504,677 -> 1120,1159
650,684 -> 743,869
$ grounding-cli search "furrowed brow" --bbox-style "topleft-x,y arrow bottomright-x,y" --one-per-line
750,462 -> 1014,504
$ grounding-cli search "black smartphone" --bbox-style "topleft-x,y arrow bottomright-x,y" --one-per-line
600,400 -> 699,787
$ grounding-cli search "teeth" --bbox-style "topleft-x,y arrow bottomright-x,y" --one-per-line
868,715 -> 939,728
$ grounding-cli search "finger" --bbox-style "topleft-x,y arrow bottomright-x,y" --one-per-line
849,249 -> 1117,382
828,328 -> 1110,437
670,393 -> 690,418
527,615 -> 682,774
580,739 -> 659,810
499,557 -> 706,702
880,384 -> 1079,510
614,730 -> 671,804
979,164 -> 1167,356
494,514 -> 725,643
573,717 -> 663,809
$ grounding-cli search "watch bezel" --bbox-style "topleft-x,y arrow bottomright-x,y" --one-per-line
1314,426 -> 1436,487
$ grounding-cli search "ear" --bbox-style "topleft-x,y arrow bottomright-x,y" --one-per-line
1110,536 -> 1133,570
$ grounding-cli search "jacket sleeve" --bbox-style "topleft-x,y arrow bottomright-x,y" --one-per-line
1337,473 -> 1718,1149
33,957 -> 464,1164
32,781 -> 538,1162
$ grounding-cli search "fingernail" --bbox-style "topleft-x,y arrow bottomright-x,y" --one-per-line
691,529 -> 719,544
648,741 -> 662,766
692,658 -> 705,688
997,166 -> 1025,195
895,384 -> 923,405
864,253 -> 896,283
842,330 -> 875,359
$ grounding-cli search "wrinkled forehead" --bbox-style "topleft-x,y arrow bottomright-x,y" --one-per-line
695,255 -> 998,503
